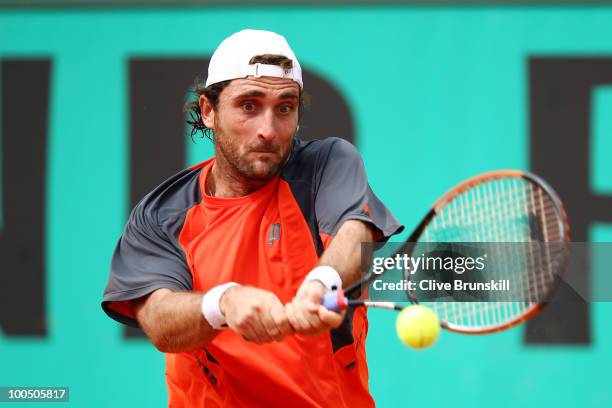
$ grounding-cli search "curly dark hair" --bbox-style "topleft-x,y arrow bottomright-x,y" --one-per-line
185,54 -> 305,142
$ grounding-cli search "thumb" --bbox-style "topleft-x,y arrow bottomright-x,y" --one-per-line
305,283 -> 325,311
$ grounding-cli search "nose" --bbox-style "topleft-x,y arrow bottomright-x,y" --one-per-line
256,108 -> 275,141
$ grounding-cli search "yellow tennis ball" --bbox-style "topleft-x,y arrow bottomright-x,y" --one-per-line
396,305 -> 440,349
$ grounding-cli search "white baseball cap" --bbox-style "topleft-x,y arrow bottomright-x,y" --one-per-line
205,29 -> 303,89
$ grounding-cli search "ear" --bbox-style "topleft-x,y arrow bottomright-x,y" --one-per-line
199,95 -> 215,129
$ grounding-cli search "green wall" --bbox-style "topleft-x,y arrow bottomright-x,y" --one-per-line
1,6 -> 612,407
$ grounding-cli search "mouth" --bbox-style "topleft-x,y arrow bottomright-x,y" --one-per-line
250,150 -> 277,156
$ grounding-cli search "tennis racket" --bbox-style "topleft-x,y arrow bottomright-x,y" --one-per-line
323,170 -> 570,334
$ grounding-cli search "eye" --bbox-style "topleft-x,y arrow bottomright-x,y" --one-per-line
278,104 -> 294,114
242,102 -> 256,112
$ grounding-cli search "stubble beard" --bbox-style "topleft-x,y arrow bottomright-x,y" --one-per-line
213,123 -> 292,182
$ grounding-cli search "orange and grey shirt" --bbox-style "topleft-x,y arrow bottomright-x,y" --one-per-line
102,137 -> 403,408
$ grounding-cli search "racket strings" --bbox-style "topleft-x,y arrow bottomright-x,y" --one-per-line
414,176 -> 566,331
426,182 -> 539,241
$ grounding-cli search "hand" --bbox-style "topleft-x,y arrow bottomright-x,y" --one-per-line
285,280 -> 346,336
219,286 -> 294,344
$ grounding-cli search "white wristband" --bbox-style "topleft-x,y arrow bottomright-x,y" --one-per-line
304,266 -> 342,291
201,282 -> 239,329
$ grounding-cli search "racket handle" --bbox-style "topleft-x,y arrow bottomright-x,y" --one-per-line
322,290 -> 349,312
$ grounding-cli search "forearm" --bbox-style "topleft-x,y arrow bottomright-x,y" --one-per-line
133,288 -> 218,353
286,220 -> 371,333
318,220 -> 374,288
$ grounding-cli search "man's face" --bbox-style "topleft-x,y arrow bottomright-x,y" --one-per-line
205,76 -> 300,181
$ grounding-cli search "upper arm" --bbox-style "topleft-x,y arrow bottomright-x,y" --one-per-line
335,219 -> 375,241
101,198 -> 193,328
132,288 -> 173,327
314,138 -> 403,241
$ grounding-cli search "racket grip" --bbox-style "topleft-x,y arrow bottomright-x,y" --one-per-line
322,290 -> 348,312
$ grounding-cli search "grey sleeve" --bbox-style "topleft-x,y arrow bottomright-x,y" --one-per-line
315,138 -> 404,239
101,200 -> 193,327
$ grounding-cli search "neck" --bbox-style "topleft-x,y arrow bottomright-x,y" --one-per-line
207,158 -> 270,198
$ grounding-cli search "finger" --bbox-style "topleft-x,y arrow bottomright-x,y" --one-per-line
237,311 -> 270,344
318,306 -> 346,329
286,301 -> 315,333
285,302 -> 300,332
237,321 -> 263,344
269,304 -> 293,340
295,294 -> 320,313
303,311 -> 323,332
302,299 -> 325,329
304,283 -> 325,305
252,313 -> 275,344
306,301 -> 319,313
260,305 -> 284,342
295,301 -> 324,334
296,281 -> 325,301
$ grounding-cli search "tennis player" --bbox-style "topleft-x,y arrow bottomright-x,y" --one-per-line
102,29 -> 403,407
